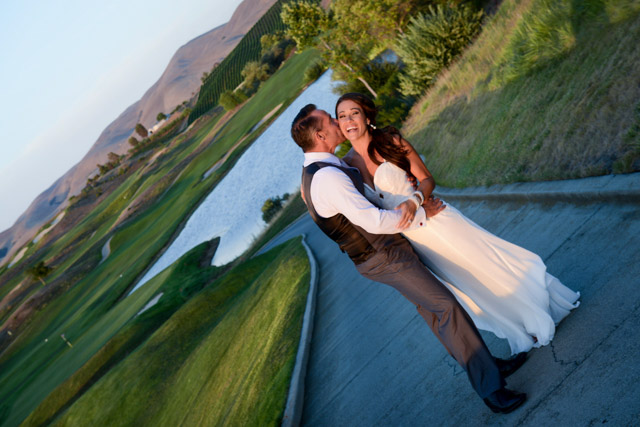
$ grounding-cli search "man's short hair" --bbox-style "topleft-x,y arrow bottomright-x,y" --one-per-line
291,103 -> 321,152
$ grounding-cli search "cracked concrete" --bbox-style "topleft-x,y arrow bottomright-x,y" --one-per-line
260,173 -> 640,425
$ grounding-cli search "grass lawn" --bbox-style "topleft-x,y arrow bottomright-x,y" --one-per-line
0,49 -> 319,426
403,0 -> 640,187
26,237 -> 309,426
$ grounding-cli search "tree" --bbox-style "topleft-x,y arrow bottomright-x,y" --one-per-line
128,136 -> 139,148
281,0 -> 422,99
260,31 -> 284,55
219,90 -> 247,111
261,193 -> 290,223
156,112 -> 166,122
135,123 -> 148,138
281,1 -> 329,50
107,152 -> 121,165
304,59 -> 327,83
27,261 -> 52,286
261,34 -> 296,72
98,163 -> 110,175
241,61 -> 271,95
395,4 -> 483,96
282,1 -> 378,97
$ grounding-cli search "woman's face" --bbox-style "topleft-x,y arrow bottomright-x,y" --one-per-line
336,99 -> 369,142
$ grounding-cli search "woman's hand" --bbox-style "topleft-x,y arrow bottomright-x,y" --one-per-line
406,173 -> 419,190
423,196 -> 446,217
395,199 -> 418,229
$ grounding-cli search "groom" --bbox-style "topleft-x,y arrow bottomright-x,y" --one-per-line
291,104 -> 527,414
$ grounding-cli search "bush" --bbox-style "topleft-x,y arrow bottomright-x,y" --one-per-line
303,60 -> 327,84
241,61 -> 271,95
495,0 -> 577,85
219,90 -> 248,111
261,193 -> 290,223
260,33 -> 295,72
396,4 -> 483,96
135,123 -> 149,138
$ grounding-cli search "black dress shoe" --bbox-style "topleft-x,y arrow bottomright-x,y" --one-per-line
484,388 -> 526,414
495,352 -> 527,378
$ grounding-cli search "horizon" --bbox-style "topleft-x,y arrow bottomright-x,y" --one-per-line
0,0 -> 244,233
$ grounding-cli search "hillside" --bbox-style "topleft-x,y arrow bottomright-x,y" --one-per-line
403,0 -> 640,187
0,0 -> 278,267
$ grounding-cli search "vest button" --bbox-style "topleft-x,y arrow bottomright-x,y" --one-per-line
379,193 -> 384,198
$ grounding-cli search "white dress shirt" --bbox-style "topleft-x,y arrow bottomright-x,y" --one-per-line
304,152 -> 427,234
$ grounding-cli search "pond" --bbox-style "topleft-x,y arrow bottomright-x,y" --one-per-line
130,71 -> 341,294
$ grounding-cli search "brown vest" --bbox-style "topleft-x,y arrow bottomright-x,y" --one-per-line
302,162 -> 399,264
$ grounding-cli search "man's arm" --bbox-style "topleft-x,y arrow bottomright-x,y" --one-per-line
310,166 -> 428,234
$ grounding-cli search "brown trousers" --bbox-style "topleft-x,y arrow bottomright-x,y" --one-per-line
356,235 -> 505,398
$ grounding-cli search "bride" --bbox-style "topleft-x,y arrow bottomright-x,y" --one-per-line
335,92 -> 580,354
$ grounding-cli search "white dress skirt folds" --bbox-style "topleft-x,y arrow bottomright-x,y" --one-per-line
364,161 -> 580,354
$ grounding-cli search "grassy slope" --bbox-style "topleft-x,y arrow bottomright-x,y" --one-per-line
0,114 -> 223,311
403,0 -> 640,187
46,238 -> 309,426
20,239 -> 223,426
0,49 -> 318,426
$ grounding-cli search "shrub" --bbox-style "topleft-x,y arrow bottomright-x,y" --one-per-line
260,32 -> 295,72
219,90 -> 248,111
303,60 -> 327,84
135,123 -> 149,138
261,193 -> 290,223
396,4 -> 483,96
495,0 -> 577,85
241,61 -> 271,95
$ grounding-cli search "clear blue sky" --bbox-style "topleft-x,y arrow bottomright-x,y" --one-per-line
0,0 -> 244,232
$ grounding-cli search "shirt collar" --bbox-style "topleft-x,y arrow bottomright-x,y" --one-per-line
303,152 -> 342,167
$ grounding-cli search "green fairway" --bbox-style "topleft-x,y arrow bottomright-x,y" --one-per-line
0,48 -> 318,426
24,238 -> 309,426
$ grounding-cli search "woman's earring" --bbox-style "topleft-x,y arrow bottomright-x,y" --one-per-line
369,123 -> 377,130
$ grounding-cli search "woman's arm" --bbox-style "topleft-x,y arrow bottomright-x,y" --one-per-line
397,135 -> 435,199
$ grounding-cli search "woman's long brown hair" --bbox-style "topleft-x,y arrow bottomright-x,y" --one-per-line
335,92 -> 412,178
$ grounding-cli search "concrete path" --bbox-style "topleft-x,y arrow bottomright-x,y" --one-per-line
261,173 -> 640,426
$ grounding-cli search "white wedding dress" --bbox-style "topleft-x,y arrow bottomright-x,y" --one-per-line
364,161 -> 580,354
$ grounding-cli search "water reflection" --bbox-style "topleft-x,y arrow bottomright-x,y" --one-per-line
130,71 -> 340,294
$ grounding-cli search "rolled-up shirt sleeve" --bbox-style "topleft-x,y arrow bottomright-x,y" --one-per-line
310,165 -> 427,234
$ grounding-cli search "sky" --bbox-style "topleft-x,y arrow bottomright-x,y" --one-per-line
0,0 -> 245,232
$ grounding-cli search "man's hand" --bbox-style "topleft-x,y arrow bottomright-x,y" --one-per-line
423,196 -> 445,217
395,199 -> 418,229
